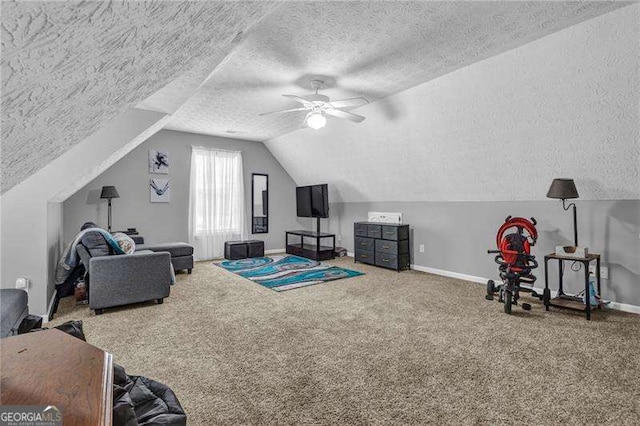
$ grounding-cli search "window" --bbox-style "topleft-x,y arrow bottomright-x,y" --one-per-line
189,147 -> 245,259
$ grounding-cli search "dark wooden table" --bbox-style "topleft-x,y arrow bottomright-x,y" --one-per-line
544,253 -> 602,320
0,329 -> 113,425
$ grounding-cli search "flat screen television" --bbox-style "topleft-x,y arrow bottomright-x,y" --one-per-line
296,184 -> 329,218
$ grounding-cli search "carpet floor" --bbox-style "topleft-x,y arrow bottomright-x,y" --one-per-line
52,256 -> 640,425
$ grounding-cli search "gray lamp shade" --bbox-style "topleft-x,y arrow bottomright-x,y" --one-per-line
546,179 -> 579,200
100,186 -> 120,199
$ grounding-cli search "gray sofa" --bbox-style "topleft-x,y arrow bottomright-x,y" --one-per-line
78,245 -> 172,315
0,289 -> 28,337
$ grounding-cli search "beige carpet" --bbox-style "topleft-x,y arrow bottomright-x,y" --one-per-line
52,256 -> 640,425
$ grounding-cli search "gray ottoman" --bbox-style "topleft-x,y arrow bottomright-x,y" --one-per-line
137,242 -> 194,273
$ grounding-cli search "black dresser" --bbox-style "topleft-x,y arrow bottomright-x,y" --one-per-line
354,222 -> 410,271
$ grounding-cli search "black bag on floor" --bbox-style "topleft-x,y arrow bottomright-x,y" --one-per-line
113,364 -> 138,426
54,320 -> 86,341
28,320 -> 86,342
113,363 -> 187,426
18,314 -> 43,334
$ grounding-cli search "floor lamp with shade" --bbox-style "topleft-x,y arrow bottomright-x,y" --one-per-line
100,186 -> 120,232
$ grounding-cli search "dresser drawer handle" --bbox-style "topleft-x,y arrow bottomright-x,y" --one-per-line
382,258 -> 390,262
382,245 -> 389,249
361,254 -> 368,258
385,231 -> 394,234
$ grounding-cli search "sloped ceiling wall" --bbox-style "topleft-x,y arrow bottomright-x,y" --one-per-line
1,0 -> 277,194
2,1 -> 628,197
163,1 -> 628,142
265,4 -> 640,203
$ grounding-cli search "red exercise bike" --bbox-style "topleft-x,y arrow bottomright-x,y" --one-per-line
486,216 -> 548,314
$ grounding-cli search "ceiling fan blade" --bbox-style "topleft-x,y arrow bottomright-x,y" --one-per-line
283,94 -> 312,105
328,97 -> 369,109
325,108 -> 366,123
259,107 -> 308,116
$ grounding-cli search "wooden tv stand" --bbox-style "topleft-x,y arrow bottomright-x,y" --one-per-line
286,230 -> 335,261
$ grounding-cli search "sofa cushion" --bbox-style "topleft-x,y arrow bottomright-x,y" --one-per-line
1,289 -> 28,338
137,243 -> 193,258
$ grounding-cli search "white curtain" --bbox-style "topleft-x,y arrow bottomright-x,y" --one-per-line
188,147 -> 246,260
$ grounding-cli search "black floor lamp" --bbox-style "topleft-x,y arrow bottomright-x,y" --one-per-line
100,186 -> 120,232
546,178 -> 579,246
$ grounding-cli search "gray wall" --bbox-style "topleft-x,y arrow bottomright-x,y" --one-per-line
328,200 -> 640,306
64,130 -> 301,251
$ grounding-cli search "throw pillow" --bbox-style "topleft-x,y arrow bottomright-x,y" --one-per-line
112,233 -> 136,254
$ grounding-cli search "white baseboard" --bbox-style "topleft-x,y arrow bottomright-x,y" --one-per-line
42,289 -> 57,324
411,263 -> 640,316
607,301 -> 640,315
265,248 -> 286,255
410,264 -> 489,285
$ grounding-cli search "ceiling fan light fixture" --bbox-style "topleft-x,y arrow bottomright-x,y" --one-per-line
306,112 -> 326,129
260,82 -> 368,127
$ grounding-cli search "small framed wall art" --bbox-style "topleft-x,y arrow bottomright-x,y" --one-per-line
150,179 -> 170,203
149,150 -> 169,174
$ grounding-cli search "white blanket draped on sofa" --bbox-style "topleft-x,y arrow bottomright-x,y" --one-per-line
188,146 -> 246,260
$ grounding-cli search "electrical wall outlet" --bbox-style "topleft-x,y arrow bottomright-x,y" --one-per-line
419,244 -> 425,253
589,265 -> 609,279
337,235 -> 342,242
15,277 -> 29,290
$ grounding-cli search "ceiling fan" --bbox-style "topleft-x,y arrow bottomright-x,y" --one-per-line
260,80 -> 369,129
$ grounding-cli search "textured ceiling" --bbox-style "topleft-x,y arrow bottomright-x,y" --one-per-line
1,1 -> 631,195
1,0 -> 277,194
266,4 -> 640,202
163,1 -> 629,141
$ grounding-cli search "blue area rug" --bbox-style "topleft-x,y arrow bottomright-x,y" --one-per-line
215,255 -> 364,291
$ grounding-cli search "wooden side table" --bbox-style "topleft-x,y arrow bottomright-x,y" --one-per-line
543,253 -> 602,320
0,329 -> 113,425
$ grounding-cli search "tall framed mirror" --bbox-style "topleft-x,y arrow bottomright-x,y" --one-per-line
252,173 -> 268,234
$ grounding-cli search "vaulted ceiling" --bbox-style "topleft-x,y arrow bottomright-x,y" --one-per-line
1,1 -> 278,193
266,3 -> 640,203
1,1 -> 632,195
162,1 -> 629,140
267,4 -> 640,202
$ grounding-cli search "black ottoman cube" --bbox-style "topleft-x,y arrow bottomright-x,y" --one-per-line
225,241 -> 248,260
247,240 -> 265,258
224,240 -> 265,260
